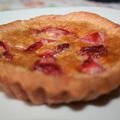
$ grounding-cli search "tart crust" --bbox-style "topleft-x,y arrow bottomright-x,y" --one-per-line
0,12 -> 120,104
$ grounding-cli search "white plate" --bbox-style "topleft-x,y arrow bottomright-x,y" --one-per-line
0,7 -> 120,120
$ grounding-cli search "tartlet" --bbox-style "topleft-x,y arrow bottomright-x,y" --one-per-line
0,12 -> 120,104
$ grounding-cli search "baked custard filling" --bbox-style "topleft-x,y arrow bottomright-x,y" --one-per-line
0,22 -> 120,76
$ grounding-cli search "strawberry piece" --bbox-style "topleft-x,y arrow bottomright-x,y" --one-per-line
39,43 -> 70,58
0,41 -> 8,50
81,32 -> 104,45
80,45 -> 107,57
3,51 -> 13,61
33,27 -> 76,40
25,42 -> 42,52
34,58 -> 62,75
25,38 -> 56,53
80,57 -> 105,74
57,43 -> 70,53
39,27 -> 73,35
0,41 -> 13,60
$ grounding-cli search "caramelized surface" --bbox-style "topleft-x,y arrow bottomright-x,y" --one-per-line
0,21 -> 120,76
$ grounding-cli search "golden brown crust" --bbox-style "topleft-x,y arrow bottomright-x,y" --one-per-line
0,12 -> 120,104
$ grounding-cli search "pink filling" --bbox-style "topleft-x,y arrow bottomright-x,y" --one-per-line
24,41 -> 42,52
80,45 -> 107,58
0,41 -> 13,60
80,57 -> 105,74
56,43 -> 70,53
80,32 -> 104,45
34,57 -> 62,75
31,26 -> 76,40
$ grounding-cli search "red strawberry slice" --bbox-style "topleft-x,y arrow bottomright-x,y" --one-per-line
0,41 -> 8,51
3,51 -> 13,61
25,38 -> 56,53
39,26 -> 73,35
56,43 -> 70,53
39,43 -> 70,59
0,41 -> 13,60
34,58 -> 62,75
32,27 -> 76,40
80,57 -> 105,74
25,41 -> 42,52
80,32 -> 104,45
80,45 -> 107,58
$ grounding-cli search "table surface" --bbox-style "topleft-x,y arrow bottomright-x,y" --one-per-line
0,0 -> 120,11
